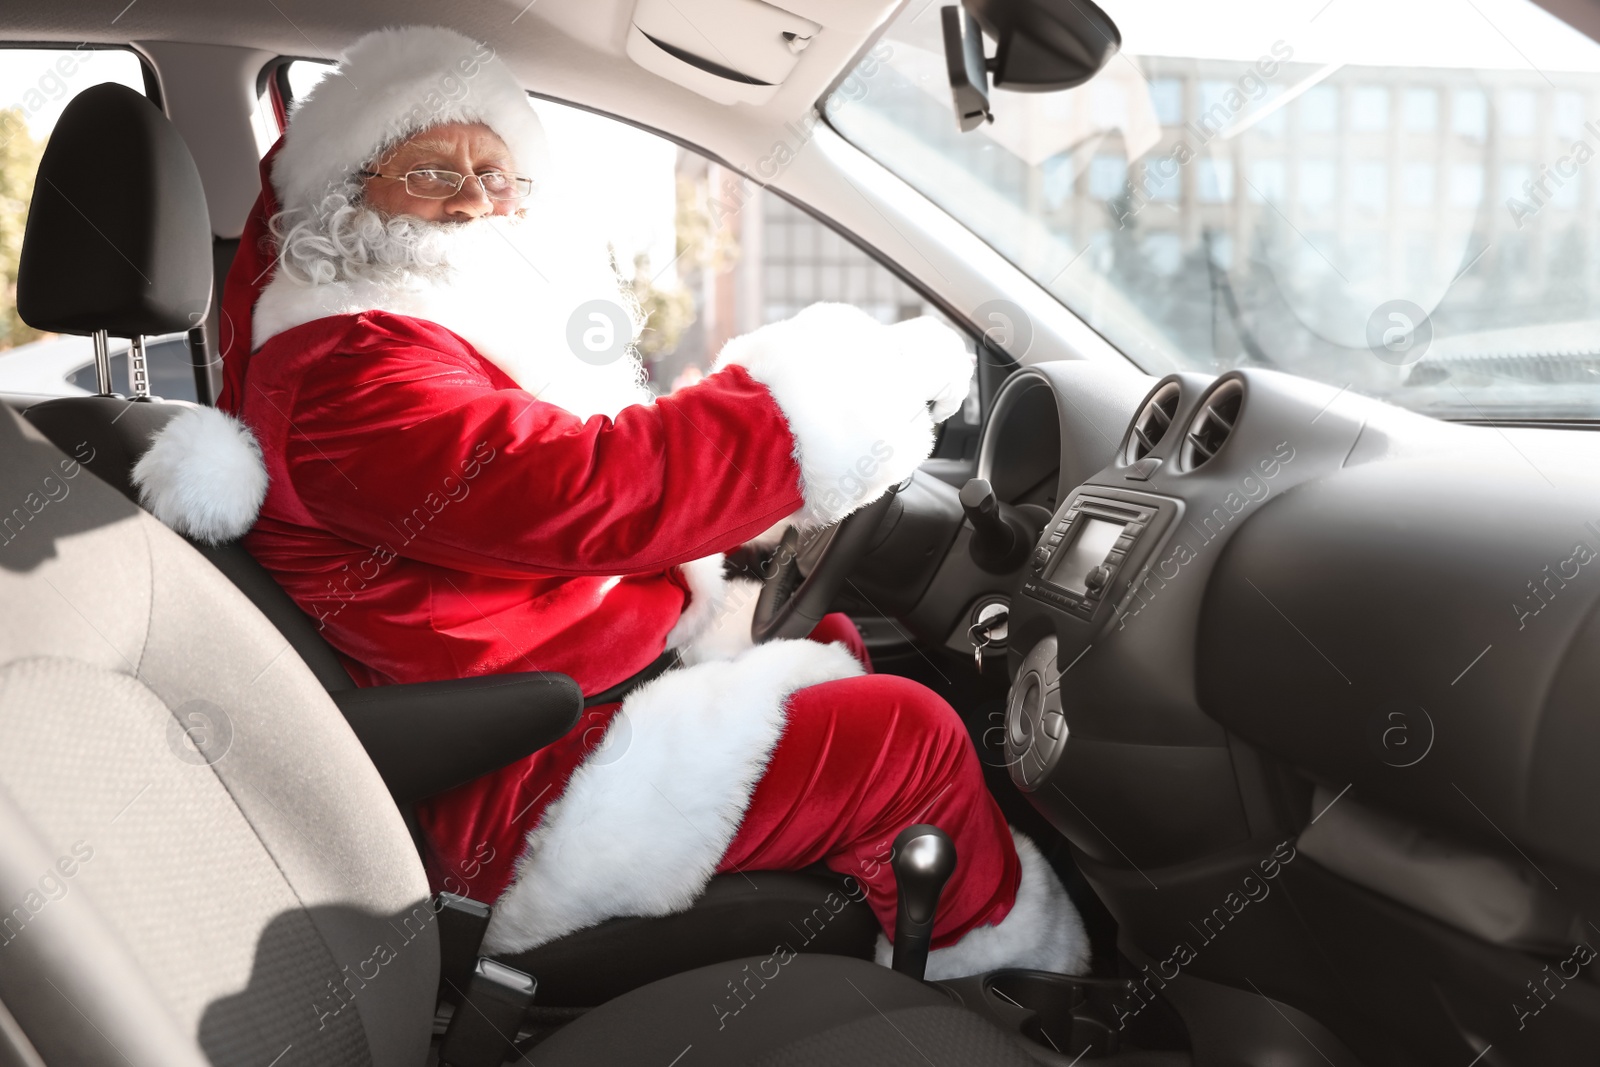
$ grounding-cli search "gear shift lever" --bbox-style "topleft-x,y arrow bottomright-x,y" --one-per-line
959,478 -> 1032,573
889,823 -> 957,981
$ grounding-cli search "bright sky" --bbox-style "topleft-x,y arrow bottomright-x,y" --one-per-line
529,98 -> 680,284
1103,0 -> 1600,70
1119,0 -> 1600,70
0,48 -> 145,138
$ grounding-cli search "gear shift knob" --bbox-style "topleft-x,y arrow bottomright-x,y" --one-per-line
889,823 -> 957,981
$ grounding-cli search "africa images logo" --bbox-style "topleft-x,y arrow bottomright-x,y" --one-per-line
1366,299 -> 1432,367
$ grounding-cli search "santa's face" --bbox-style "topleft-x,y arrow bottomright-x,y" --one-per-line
361,121 -> 525,223
262,115 -> 649,421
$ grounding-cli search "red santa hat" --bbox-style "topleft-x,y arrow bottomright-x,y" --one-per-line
270,25 -> 550,216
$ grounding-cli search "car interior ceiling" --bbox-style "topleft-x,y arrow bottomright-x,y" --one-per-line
2,1 -> 1600,1066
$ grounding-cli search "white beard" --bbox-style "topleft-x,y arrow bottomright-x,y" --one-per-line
254,206 -> 653,421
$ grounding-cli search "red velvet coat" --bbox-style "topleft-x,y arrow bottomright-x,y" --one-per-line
238,310 -> 805,693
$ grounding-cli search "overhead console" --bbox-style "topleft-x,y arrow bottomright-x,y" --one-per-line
626,0 -> 896,105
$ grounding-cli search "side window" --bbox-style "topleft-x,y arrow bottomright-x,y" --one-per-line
259,69 -> 981,449
0,47 -> 200,401
529,97 -> 979,441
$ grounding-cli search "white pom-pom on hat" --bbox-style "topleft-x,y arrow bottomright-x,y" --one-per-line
132,406 -> 268,544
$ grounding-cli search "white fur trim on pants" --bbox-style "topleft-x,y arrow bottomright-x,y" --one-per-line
713,303 -> 974,528
131,406 -> 269,544
875,829 -> 1091,979
482,638 -> 865,955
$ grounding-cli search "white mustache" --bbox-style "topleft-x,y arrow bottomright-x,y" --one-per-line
260,188 -> 653,423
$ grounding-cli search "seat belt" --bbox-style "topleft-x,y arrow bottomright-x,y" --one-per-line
435,893 -> 492,1004
439,959 -> 538,1067
434,893 -> 538,1067
582,648 -> 681,708
428,649 -> 684,1060
432,649 -> 686,1061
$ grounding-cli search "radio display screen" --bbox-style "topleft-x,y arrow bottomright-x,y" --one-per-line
1046,517 -> 1124,594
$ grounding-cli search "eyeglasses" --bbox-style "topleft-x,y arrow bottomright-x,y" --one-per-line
359,168 -> 535,201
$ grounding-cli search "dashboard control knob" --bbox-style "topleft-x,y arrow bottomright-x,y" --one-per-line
1085,564 -> 1111,592
1033,547 -> 1050,568
1009,674 -> 1042,749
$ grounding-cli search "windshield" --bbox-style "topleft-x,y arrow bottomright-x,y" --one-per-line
828,0 -> 1600,420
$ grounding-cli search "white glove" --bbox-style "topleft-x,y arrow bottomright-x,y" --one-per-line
888,313 -> 976,424
715,303 -> 976,527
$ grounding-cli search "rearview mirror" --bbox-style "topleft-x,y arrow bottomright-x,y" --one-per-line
940,0 -> 1121,132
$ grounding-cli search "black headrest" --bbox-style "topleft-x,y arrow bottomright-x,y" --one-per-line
18,82 -> 211,337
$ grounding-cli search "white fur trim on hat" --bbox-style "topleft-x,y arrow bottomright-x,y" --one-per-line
131,406 -> 268,544
875,829 -> 1091,978
481,638 -> 864,954
713,303 -> 975,528
271,25 -> 550,213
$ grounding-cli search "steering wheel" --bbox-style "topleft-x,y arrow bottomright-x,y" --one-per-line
750,482 -> 903,643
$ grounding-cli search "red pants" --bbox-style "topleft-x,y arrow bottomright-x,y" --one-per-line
420,614 -> 1021,949
718,670 -> 1021,949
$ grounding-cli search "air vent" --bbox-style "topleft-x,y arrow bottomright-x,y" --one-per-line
1122,382 -> 1181,464
1181,379 -> 1243,470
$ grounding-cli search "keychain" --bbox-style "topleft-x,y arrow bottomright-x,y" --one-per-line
967,607 -> 1009,673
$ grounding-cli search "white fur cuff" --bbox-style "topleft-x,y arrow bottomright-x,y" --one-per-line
714,303 -> 974,528
875,828 -> 1091,979
132,406 -> 269,544
663,554 -> 731,652
482,638 -> 865,954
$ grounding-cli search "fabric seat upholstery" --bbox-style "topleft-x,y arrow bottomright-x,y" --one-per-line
504,869 -> 880,1007
531,955 -> 1041,1066
0,404 -> 437,1067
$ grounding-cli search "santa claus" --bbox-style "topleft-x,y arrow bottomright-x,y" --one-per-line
131,25 -> 1088,977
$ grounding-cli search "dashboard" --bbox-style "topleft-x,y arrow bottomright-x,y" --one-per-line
970,360 -> 1600,1059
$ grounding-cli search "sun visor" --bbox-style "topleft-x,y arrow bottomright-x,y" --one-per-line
625,0 -> 829,105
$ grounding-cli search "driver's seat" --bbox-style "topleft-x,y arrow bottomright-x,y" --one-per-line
15,81 -> 877,1007
0,402 -> 1042,1067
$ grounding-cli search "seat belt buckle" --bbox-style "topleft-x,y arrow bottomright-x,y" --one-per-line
439,958 -> 538,1067
435,893 -> 492,1005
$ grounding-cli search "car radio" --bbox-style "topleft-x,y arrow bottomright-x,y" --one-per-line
1023,496 -> 1158,619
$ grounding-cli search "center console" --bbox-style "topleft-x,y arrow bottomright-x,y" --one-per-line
933,968 -> 1189,1063
1005,488 -> 1180,796
1022,496 -> 1160,621
971,367 -> 1405,1066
